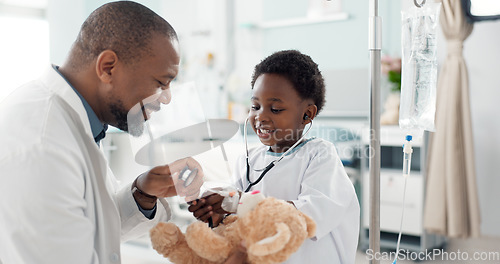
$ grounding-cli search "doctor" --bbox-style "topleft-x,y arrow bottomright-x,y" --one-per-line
0,2 -> 210,263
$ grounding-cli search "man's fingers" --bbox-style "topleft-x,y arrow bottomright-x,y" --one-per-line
165,172 -> 176,186
184,191 -> 201,203
171,158 -> 204,199
168,157 -> 204,176
147,164 -> 172,176
185,170 -> 204,190
138,157 -> 205,200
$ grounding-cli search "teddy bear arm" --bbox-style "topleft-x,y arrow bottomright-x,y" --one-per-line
186,221 -> 233,262
298,211 -> 317,238
248,222 -> 291,257
150,223 -> 192,259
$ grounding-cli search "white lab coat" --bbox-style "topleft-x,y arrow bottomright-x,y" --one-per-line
0,66 -> 171,264
233,138 -> 360,264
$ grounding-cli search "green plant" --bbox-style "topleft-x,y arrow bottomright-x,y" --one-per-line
381,55 -> 401,92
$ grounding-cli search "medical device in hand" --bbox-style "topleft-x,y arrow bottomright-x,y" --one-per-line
393,1 -> 440,263
243,117 -> 313,192
179,166 -> 198,187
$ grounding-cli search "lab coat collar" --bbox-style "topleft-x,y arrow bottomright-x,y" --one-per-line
39,65 -> 94,143
50,65 -> 108,144
266,137 -> 316,157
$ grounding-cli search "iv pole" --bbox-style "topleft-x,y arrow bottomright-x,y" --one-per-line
369,0 -> 381,263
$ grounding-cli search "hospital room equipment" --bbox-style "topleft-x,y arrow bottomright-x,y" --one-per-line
368,1 -> 383,261
242,116 -> 313,192
399,0 -> 440,135
392,1 -> 440,263
393,135 -> 413,264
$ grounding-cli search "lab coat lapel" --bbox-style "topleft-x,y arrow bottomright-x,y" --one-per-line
39,66 -> 94,140
41,66 -> 121,261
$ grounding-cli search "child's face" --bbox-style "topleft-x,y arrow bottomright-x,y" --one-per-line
249,73 -> 312,153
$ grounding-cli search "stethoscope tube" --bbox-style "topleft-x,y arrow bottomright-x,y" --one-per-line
243,116 -> 313,192
245,162 -> 274,192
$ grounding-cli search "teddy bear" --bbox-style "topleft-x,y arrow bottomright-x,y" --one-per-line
150,191 -> 316,264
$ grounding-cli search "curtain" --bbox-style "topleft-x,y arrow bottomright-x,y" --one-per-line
423,0 -> 480,238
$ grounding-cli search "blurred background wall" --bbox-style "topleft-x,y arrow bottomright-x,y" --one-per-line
1,0 -> 498,237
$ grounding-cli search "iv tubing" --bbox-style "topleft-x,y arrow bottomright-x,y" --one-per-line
393,178 -> 408,264
393,135 -> 413,264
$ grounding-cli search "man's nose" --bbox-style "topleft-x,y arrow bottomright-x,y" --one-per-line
158,88 -> 171,105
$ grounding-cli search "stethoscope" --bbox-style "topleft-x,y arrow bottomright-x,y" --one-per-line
243,116 -> 313,192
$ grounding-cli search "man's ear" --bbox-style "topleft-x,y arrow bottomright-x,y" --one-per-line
95,50 -> 118,84
303,104 -> 318,125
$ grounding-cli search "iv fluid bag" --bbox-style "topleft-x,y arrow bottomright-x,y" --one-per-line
399,3 -> 441,133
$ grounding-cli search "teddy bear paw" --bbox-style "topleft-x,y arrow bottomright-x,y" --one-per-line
150,222 -> 183,257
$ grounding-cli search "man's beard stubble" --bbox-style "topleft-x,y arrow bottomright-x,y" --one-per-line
109,101 -> 145,137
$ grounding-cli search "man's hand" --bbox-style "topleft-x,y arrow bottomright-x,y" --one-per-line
134,157 -> 204,203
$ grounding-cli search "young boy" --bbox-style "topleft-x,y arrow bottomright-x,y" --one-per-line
190,50 -> 360,263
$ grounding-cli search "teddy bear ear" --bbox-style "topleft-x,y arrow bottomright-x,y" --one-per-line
236,191 -> 266,218
248,222 -> 291,257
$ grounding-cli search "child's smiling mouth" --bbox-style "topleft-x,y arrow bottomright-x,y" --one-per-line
256,127 -> 275,139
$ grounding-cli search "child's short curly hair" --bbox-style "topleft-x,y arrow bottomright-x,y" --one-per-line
251,50 -> 326,114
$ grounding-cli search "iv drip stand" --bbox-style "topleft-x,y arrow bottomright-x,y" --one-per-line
369,0 -> 381,263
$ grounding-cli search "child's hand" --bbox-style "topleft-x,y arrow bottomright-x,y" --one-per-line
188,193 -> 228,222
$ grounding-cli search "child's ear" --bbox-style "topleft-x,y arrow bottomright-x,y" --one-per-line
303,104 -> 317,125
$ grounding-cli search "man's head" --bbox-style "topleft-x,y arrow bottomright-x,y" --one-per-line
62,1 -> 180,137
69,1 -> 178,69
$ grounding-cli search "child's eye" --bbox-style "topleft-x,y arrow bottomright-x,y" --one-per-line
251,105 -> 260,111
271,108 -> 284,114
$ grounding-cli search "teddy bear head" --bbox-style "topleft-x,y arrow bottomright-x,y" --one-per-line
150,191 -> 317,264
235,192 -> 316,264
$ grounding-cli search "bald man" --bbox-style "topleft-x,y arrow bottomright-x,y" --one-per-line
0,2 -> 211,263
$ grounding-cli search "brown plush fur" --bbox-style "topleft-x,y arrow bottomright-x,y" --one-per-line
150,197 -> 316,264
